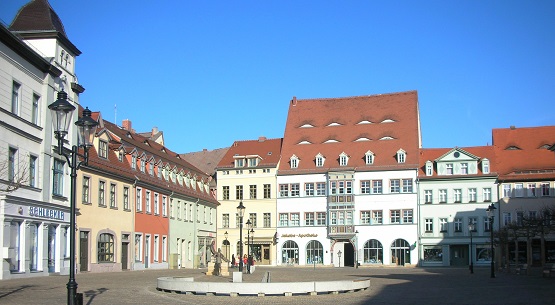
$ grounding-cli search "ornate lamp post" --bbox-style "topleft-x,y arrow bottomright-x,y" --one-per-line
237,201 -> 245,272
486,203 -> 497,278
48,90 -> 98,305
468,223 -> 475,274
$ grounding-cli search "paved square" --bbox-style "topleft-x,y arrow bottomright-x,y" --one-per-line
1,266 -> 553,304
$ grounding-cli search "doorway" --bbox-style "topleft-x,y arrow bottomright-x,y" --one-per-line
121,242 -> 129,270
79,231 -> 89,272
450,245 -> 467,266
391,239 -> 410,266
344,242 -> 355,267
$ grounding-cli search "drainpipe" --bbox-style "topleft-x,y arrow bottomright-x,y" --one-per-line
193,198 -> 199,268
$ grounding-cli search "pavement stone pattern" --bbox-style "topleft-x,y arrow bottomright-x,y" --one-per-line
1,266 -> 554,305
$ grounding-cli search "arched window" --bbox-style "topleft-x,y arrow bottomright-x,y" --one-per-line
390,239 -> 410,266
98,233 -> 114,262
282,240 -> 299,265
306,240 -> 323,264
363,239 -> 383,264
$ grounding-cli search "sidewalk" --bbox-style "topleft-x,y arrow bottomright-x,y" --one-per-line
0,266 -> 553,305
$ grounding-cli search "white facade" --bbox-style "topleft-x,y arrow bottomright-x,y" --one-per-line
0,24 -> 81,279
418,148 -> 498,268
277,169 -> 419,267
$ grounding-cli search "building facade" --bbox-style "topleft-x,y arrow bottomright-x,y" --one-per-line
418,147 -> 498,268
0,0 -> 83,279
277,92 -> 421,267
216,137 -> 282,266
493,126 -> 555,268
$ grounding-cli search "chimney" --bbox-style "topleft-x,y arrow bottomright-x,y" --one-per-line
510,125 -> 516,130
258,136 -> 266,142
291,96 -> 297,106
122,119 -> 132,131
152,126 -> 159,135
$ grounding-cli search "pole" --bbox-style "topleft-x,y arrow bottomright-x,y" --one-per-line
490,215 -> 495,278
67,145 -> 78,305
469,229 -> 474,274
246,229 -> 250,274
239,217 -> 243,272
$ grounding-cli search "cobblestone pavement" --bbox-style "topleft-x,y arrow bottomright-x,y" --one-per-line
1,266 -> 554,305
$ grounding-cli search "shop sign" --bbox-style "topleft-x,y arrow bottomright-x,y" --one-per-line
281,233 -> 318,238
29,206 -> 65,220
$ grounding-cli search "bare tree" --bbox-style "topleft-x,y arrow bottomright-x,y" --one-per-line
0,153 -> 29,194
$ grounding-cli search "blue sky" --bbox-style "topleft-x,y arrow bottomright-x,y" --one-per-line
2,1 -> 554,153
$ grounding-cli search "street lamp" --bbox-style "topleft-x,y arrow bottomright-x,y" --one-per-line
468,223 -> 475,274
486,203 -> 497,278
338,250 -> 342,268
48,90 -> 98,305
237,201 -> 245,272
224,231 -> 229,267
355,230 -> 359,269
245,219 -> 252,273
250,228 -> 254,267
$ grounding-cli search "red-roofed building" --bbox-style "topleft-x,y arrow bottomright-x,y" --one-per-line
418,146 -> 498,268
493,125 -> 555,266
216,137 -> 283,266
277,91 -> 421,266
76,115 -> 219,271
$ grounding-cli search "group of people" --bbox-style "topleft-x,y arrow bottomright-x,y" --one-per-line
230,254 -> 255,272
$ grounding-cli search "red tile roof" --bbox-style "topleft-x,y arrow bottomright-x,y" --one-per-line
84,113 -> 218,205
217,137 -> 283,169
418,146 -> 496,178
493,126 -> 555,181
278,91 -> 421,174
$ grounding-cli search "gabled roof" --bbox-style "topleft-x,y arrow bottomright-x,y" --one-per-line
180,147 -> 230,177
418,146 -> 495,178
217,137 -> 283,169
493,126 -> 555,181
84,114 -> 218,205
279,91 -> 421,174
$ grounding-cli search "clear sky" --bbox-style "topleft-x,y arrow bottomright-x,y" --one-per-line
2,0 -> 554,153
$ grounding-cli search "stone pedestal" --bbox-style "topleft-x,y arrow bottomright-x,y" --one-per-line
206,262 -> 230,276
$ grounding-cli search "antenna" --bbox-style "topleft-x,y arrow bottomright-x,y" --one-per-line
114,104 -> 117,125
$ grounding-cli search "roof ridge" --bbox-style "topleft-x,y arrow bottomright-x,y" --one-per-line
296,90 -> 417,102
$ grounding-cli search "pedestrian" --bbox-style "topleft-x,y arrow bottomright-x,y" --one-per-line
231,254 -> 236,268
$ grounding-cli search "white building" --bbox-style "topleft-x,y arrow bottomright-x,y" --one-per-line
1,0 -> 84,279
277,92 -> 421,267
418,147 -> 498,268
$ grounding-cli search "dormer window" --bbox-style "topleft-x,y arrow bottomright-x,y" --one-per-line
339,152 -> 349,166
482,158 -> 490,174
290,155 -> 299,169
315,153 -> 325,167
99,140 -> 108,159
396,149 -> 406,163
131,154 -> 137,170
248,158 -> 258,167
365,151 -> 374,165
118,150 -> 123,162
426,161 -> 433,176
157,164 -> 162,179
140,159 -> 146,173
235,158 -> 244,168
327,122 -> 341,127
149,161 -> 154,175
